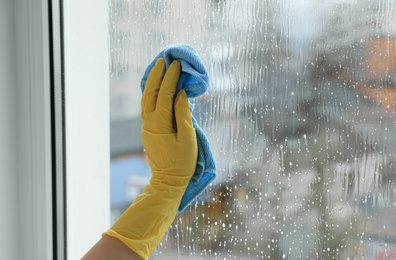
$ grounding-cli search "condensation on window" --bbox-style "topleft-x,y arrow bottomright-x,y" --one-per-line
109,0 -> 396,259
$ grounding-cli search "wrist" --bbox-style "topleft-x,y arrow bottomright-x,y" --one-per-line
150,171 -> 192,189
104,175 -> 188,259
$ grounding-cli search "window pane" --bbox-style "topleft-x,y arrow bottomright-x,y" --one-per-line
109,0 -> 396,258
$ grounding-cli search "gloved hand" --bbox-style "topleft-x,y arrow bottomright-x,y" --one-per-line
103,58 -> 198,260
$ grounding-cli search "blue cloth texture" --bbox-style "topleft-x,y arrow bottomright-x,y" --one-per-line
141,44 -> 216,213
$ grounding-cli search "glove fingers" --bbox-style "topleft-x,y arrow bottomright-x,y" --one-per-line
174,90 -> 194,139
157,60 -> 180,114
142,58 -> 166,113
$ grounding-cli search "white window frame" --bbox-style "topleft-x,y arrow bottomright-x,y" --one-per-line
7,0 -> 110,259
13,0 -> 53,259
63,1 -> 110,259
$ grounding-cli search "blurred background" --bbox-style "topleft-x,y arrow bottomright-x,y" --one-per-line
108,0 -> 396,258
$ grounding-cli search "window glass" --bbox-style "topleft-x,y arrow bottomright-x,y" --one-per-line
109,0 -> 396,258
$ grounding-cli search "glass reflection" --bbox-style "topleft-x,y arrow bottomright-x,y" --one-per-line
109,0 -> 396,258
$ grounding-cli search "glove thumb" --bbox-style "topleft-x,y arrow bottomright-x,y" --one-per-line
174,90 -> 194,139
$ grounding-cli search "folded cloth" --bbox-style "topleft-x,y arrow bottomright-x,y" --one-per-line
141,44 -> 216,213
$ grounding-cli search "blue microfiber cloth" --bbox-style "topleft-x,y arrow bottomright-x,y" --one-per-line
141,44 -> 216,213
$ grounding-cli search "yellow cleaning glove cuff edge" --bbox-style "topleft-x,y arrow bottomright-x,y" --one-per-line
102,230 -> 149,260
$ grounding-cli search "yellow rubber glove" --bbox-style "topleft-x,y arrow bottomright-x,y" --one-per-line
103,58 -> 198,260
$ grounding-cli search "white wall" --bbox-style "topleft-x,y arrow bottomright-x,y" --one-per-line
0,0 -> 18,259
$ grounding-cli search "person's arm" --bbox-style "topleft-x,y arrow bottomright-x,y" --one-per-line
82,58 -> 197,260
82,236 -> 143,260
